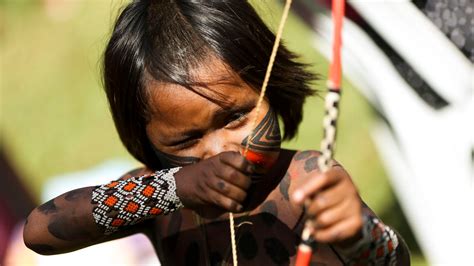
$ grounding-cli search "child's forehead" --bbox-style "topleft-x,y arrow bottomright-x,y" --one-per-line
145,77 -> 257,140
145,57 -> 255,114
146,78 -> 253,116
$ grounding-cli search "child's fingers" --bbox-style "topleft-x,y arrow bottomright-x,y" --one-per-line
305,181 -> 347,216
218,151 -> 254,174
204,188 -> 243,212
312,198 -> 352,229
292,171 -> 341,204
312,216 -> 363,243
217,165 -> 252,190
209,178 -> 247,203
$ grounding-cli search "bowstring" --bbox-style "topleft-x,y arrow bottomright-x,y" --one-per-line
229,0 -> 293,265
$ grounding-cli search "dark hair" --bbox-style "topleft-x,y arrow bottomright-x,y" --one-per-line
103,0 -> 317,169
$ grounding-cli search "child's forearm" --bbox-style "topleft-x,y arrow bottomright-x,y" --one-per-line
24,186 -> 105,255
23,168 -> 183,255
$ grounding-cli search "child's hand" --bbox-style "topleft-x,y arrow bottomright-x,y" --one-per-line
174,151 -> 253,214
291,164 -> 364,245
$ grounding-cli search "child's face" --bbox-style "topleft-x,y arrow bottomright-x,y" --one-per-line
145,59 -> 281,170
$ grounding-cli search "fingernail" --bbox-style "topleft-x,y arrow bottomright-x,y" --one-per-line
293,190 -> 304,203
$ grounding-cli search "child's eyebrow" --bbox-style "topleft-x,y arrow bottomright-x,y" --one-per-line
164,100 -> 255,145
212,100 -> 255,121
163,128 -> 203,145
213,104 -> 246,119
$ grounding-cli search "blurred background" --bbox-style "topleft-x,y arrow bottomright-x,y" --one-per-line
1,0 -> 472,265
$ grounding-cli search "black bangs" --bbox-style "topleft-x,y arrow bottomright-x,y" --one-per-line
103,0 -> 317,169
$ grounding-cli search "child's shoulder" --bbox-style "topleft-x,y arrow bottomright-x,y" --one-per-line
257,149 -> 324,229
286,149 -> 322,177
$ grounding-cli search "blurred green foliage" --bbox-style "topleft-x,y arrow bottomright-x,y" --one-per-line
1,0 -> 425,264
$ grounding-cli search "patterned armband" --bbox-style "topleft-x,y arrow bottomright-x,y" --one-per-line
91,167 -> 183,234
336,214 -> 399,265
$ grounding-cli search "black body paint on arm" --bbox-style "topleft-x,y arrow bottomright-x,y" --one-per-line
27,244 -> 55,254
64,188 -> 89,201
48,218 -> 95,241
38,199 -> 58,215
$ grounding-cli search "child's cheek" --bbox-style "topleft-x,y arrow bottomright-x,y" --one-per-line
240,109 -> 281,171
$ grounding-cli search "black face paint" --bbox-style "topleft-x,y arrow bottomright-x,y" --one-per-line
240,109 -> 282,185
241,109 -> 281,152
152,146 -> 200,169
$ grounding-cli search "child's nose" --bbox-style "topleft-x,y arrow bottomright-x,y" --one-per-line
201,133 -> 242,159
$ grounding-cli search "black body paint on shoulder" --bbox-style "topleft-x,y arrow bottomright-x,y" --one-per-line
264,237 -> 290,264
304,156 -> 319,173
294,150 -> 312,161
279,172 -> 290,201
153,147 -> 200,168
238,231 -> 258,260
38,199 -> 58,215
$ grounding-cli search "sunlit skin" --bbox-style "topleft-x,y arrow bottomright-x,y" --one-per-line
23,59 -> 378,265
143,59 -> 365,264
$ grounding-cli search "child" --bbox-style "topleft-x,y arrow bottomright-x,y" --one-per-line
24,1 -> 409,265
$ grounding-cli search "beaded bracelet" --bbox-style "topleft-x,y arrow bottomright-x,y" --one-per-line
336,214 -> 399,265
91,167 -> 183,234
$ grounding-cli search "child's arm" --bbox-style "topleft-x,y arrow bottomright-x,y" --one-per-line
23,169 -> 153,255
24,151 -> 253,255
290,150 -> 410,265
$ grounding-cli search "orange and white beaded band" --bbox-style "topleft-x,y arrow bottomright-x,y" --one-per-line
91,167 -> 183,234
336,214 -> 399,265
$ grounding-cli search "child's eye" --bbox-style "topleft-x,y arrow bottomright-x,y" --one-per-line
171,138 -> 199,150
225,112 -> 249,129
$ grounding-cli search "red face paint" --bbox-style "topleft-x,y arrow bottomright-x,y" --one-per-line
244,149 -> 277,170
